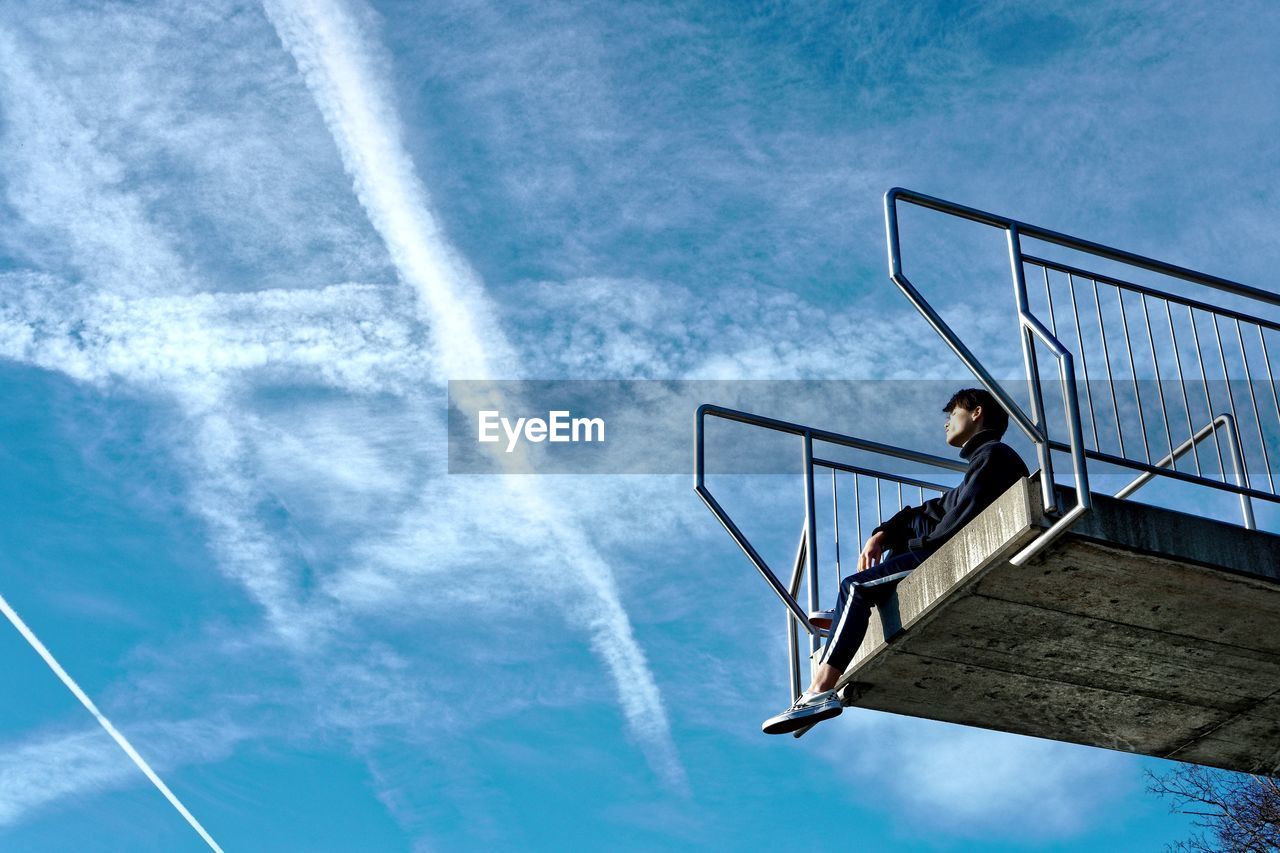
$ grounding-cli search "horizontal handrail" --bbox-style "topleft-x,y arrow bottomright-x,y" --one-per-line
1040,438 -> 1279,505
812,457 -> 952,493
887,187 -> 1280,309
695,404 -> 968,477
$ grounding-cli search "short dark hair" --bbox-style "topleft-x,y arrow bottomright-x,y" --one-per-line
943,387 -> 1009,438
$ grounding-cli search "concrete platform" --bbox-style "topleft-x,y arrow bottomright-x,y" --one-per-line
835,475 -> 1280,774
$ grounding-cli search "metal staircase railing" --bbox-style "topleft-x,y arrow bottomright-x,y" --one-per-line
697,188 -> 1280,702
886,187 -> 1280,532
694,403 -> 961,696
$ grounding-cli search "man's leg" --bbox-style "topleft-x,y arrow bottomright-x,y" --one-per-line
807,550 -> 928,693
763,550 -> 929,734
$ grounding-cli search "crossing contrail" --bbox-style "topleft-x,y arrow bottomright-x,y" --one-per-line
262,0 -> 685,787
0,591 -> 224,851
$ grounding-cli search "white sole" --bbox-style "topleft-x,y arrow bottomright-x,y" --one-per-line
761,701 -> 842,735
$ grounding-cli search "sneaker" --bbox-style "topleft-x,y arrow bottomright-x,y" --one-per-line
808,609 -> 835,630
761,689 -> 843,735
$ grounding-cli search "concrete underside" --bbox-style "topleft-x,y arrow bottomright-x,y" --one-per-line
834,475 -> 1280,774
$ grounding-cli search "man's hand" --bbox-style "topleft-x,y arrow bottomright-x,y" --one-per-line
858,531 -> 889,570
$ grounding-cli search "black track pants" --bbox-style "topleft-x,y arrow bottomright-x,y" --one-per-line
819,550 -> 930,673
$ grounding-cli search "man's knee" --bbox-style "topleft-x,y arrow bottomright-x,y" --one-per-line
840,573 -> 871,598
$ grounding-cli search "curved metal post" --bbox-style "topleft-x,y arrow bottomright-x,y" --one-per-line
1010,313 -> 1092,567
1114,413 -> 1255,529
1223,414 -> 1259,529
1008,225 -> 1059,514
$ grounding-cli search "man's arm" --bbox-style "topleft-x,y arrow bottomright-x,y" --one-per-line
863,493 -> 944,567
872,495 -> 943,545
906,445 -> 1025,552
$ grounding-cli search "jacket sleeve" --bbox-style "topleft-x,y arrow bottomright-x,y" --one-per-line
872,494 -> 945,550
906,447 -> 1022,552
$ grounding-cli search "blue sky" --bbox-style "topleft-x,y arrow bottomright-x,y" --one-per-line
0,0 -> 1276,849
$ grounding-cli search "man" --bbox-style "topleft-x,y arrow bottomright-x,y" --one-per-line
762,388 -> 1030,735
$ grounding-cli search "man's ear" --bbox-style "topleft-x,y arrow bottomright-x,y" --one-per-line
971,404 -> 983,425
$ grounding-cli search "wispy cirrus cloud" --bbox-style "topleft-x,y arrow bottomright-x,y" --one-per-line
0,717 -> 243,831
0,26 -> 191,297
0,0 -> 696,828
261,0 -> 686,788
0,5 -> 449,835
2,0 -> 1277,847
819,711 -> 1131,840
0,276 -> 428,394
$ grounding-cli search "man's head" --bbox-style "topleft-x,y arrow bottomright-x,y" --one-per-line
942,387 -> 1009,448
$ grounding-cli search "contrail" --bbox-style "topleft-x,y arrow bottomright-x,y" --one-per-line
262,0 -> 685,786
0,591 -> 224,851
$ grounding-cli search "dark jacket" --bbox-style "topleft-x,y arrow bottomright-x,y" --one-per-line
872,429 -> 1030,554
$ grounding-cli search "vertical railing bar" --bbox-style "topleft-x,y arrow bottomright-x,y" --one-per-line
1259,326 -> 1280,474
1223,414 -> 1258,530
831,468 -> 841,593
786,526 -> 807,703
787,607 -> 800,701
1117,288 -> 1152,465
1165,299 -> 1201,477
896,480 -> 903,513
1042,266 -> 1059,338
1212,313 -> 1250,488
802,432 -> 820,657
1068,273 -> 1100,450
853,473 -> 862,562
1141,293 -> 1177,460
1236,318 -> 1275,492
1189,306 -> 1228,482
876,478 -> 883,526
1093,279 -> 1125,458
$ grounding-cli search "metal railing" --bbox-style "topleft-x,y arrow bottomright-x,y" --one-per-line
696,188 -> 1280,703
695,404 -> 959,697
1022,257 -> 1278,528
886,187 -> 1280,533
886,189 -> 1093,565
1114,413 -> 1255,528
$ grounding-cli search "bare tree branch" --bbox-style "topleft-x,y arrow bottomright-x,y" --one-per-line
1148,765 -> 1280,853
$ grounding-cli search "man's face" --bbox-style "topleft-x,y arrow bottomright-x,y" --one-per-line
944,405 -> 981,448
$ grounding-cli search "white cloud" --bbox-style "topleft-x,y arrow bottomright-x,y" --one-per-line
819,710 -> 1131,840
502,276 -> 981,382
7,0 -> 391,291
0,275 -> 430,396
6,0 -> 1270,844
0,717 -> 242,831
0,0 -> 702,812
0,26 -> 191,297
262,0 -> 687,789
